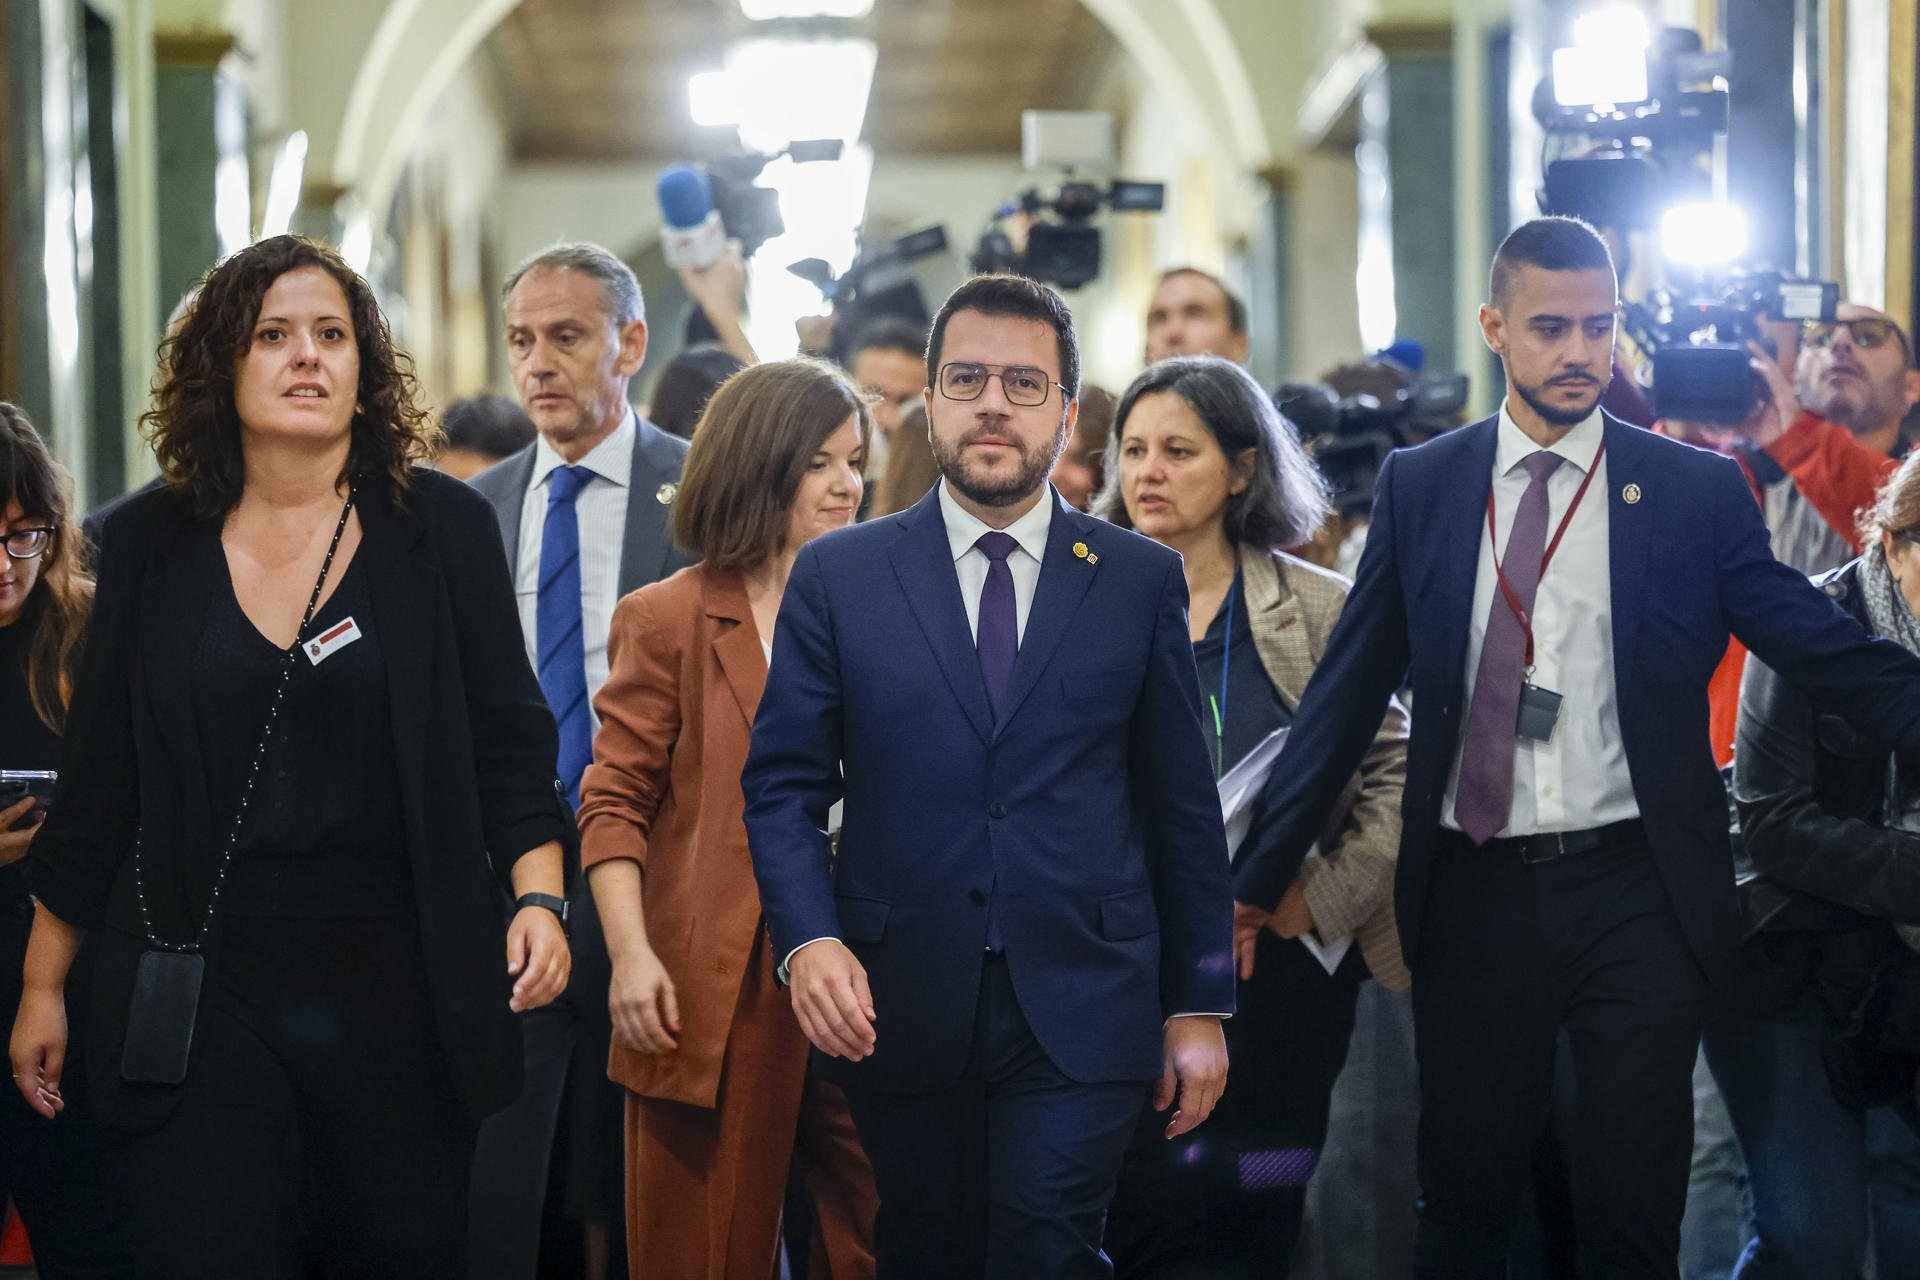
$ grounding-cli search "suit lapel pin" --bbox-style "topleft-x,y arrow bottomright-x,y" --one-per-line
1622,482 -> 1642,505
1073,541 -> 1098,566
656,482 -> 679,506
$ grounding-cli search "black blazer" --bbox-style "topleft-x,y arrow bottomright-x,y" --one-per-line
1235,413 -> 1920,985
1732,558 -> 1920,1016
26,469 -> 565,1130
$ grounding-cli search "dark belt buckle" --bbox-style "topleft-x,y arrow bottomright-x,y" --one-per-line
1522,832 -> 1574,864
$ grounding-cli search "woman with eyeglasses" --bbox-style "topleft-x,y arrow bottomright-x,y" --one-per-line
1095,356 -> 1410,1275
1718,450 -> 1920,1276
0,404 -> 133,1277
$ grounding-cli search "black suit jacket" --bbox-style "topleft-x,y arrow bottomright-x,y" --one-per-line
1235,413 -> 1920,984
26,470 -> 566,1130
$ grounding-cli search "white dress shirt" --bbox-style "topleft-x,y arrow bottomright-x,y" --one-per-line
513,410 -> 636,732
938,479 -> 1051,643
1440,406 -> 1639,835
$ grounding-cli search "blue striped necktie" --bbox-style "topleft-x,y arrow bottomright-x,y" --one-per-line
538,464 -> 594,804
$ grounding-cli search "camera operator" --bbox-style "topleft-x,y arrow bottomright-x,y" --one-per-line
1796,304 -> 1920,459
1663,332 -> 1901,766
1145,267 -> 1249,365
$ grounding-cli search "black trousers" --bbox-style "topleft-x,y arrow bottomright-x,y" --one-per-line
0,902 -> 133,1280
467,879 -> 625,1280
844,954 -> 1148,1280
1106,933 -> 1365,1278
1412,832 -> 1706,1279
117,914 -> 475,1280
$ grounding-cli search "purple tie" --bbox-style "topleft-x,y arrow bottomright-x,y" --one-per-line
1455,451 -> 1564,844
975,531 -> 1019,721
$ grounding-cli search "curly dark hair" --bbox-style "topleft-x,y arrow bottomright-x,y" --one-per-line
142,235 -> 438,518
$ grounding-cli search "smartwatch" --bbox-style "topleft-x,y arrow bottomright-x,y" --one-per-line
515,892 -> 570,933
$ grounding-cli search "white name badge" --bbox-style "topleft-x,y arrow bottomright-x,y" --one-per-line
305,616 -> 362,666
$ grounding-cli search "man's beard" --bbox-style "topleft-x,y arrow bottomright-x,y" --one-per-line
933,421 -> 1070,508
1798,366 -> 1892,437
1512,370 -> 1607,427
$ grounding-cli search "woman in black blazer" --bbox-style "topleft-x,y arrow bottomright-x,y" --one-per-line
8,235 -> 572,1279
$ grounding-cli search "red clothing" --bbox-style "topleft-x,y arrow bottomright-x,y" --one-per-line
1701,413 -> 1896,765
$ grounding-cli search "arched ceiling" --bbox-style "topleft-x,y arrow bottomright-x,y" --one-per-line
484,0 -> 1122,163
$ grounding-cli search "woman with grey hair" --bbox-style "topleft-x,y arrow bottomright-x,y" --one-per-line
1099,355 -> 1410,1275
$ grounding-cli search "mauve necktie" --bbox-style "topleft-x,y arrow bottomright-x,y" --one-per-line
975,531 -> 1019,721
1454,450 -> 1565,844
538,464 -> 594,805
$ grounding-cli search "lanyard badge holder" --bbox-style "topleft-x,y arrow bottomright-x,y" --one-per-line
1487,444 -> 1603,746
120,493 -> 354,1086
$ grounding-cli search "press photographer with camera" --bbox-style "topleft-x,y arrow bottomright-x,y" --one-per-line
1797,304 -> 1920,460
0,403 -> 132,1276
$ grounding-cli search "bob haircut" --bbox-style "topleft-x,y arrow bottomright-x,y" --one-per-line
144,234 -> 437,519
1096,355 -> 1332,550
672,358 -> 872,571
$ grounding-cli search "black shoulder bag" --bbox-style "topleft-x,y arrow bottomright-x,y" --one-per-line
120,493 -> 354,1085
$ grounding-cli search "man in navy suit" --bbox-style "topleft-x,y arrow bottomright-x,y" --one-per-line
1231,217 -> 1920,1278
744,274 -> 1234,1278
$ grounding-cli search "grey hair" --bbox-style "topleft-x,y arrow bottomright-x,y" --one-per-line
502,241 -> 645,330
1096,355 -> 1332,550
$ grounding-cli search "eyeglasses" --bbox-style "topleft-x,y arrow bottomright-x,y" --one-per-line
2,527 -> 54,561
937,362 -> 1062,408
1802,317 -> 1913,361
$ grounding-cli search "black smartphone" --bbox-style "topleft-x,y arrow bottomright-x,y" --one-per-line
0,770 -> 57,830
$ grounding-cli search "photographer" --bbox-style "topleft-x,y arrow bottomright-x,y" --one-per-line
0,403 -> 131,1276
1715,454 -> 1920,1275
1662,335 -> 1898,766
1796,304 -> 1920,459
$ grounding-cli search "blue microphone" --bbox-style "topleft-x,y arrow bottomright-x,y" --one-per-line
657,166 -> 727,271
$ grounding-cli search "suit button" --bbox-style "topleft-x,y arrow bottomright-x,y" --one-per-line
989,802 -> 1007,819
969,888 -> 987,905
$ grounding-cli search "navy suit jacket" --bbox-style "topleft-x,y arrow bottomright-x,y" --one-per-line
1234,412 -> 1920,982
743,486 -> 1235,1094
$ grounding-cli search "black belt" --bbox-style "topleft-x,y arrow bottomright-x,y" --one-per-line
1447,817 -> 1646,864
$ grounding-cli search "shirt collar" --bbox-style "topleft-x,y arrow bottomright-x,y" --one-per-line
1494,401 -> 1605,479
531,407 -> 637,490
937,480 -> 1054,565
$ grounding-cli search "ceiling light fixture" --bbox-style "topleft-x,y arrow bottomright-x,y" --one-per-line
739,0 -> 875,19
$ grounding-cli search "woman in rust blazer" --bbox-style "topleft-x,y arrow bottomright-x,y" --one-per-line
577,358 -> 878,1279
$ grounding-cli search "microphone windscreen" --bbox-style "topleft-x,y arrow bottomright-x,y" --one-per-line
657,166 -> 715,230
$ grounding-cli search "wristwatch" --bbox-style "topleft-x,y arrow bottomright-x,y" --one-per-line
515,892 -> 570,933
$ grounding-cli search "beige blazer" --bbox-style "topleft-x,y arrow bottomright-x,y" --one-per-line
1240,546 -> 1412,991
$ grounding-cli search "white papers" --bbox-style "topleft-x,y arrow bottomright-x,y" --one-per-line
1218,726 -> 1291,862
1215,724 -> 1353,977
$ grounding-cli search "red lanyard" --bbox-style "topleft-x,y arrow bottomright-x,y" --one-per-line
1484,439 -> 1605,671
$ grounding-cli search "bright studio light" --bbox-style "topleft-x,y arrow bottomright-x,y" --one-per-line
688,70 -> 738,128
729,37 -> 876,153
1552,5 -> 1652,108
739,0 -> 874,17
1660,201 -> 1749,267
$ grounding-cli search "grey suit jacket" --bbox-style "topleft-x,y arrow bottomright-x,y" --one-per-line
466,412 -> 696,598
1240,545 -> 1411,991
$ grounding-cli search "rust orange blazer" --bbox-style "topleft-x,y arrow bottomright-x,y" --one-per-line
577,563 -> 774,1109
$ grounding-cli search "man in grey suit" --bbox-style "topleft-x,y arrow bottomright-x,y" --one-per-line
468,241 -> 694,1279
